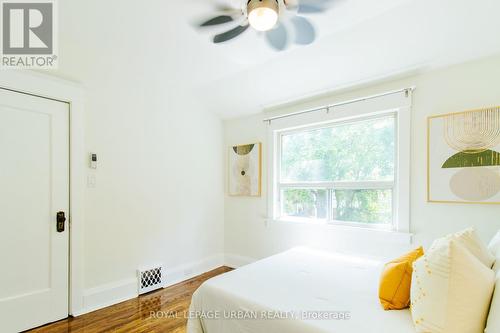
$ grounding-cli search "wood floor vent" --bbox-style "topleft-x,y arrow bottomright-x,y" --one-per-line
138,265 -> 164,294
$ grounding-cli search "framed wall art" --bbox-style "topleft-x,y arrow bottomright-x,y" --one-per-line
428,106 -> 500,204
229,142 -> 262,197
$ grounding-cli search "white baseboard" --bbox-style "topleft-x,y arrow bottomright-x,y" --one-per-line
76,253 -> 225,316
79,278 -> 138,316
164,254 -> 225,287
224,253 -> 256,268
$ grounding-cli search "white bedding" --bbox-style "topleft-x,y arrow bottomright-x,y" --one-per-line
187,248 -> 415,333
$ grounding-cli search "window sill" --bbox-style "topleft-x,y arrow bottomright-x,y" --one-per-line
266,218 -> 413,245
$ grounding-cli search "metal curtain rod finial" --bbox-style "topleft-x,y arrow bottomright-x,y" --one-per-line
263,87 -> 415,124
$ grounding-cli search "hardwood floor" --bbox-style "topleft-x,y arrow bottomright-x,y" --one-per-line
27,266 -> 232,333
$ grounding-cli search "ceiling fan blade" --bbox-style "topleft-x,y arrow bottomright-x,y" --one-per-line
213,23 -> 250,43
265,23 -> 288,51
297,4 -> 326,14
200,15 -> 234,27
292,16 -> 316,45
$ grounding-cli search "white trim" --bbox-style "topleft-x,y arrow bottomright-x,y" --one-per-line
395,103 -> 412,233
267,89 -> 412,235
75,254 -> 225,316
164,254 -> 224,287
278,180 -> 394,190
267,219 -> 413,244
0,70 -> 86,316
267,127 -> 280,221
79,279 -> 137,316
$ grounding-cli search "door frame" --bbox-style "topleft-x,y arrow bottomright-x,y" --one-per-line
0,71 -> 86,316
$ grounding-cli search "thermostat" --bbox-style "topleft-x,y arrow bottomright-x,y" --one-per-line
90,153 -> 97,169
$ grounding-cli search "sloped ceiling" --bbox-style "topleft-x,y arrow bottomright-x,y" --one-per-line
57,0 -> 500,119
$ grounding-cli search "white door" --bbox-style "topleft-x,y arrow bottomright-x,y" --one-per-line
0,88 -> 69,332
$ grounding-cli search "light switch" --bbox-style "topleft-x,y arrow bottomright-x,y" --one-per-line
87,174 -> 96,188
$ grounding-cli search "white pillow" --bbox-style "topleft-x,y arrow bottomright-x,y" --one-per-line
489,230 -> 500,254
485,270 -> 500,333
411,237 -> 495,333
450,228 -> 495,268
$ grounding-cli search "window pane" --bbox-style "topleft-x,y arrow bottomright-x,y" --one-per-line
282,189 -> 327,220
281,116 -> 395,182
331,189 -> 392,224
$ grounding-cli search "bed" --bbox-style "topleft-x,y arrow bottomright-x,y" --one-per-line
187,247 -> 415,333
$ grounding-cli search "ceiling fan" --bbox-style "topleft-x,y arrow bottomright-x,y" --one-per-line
196,0 -> 333,51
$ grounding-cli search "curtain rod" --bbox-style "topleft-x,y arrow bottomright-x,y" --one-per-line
262,87 -> 415,124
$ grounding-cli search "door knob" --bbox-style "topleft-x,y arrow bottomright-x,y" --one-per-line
56,211 -> 66,233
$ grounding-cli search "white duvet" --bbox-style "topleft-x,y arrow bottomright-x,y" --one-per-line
187,248 -> 415,333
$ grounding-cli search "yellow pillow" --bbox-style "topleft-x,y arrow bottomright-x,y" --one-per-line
379,247 -> 424,310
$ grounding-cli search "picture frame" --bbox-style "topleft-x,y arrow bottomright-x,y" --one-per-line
228,142 -> 262,197
427,106 -> 500,204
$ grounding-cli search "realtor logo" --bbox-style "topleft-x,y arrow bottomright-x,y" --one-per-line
1,0 -> 58,68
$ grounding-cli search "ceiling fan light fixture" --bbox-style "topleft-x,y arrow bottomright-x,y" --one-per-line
247,0 -> 279,32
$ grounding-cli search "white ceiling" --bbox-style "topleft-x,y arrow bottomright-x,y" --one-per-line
57,0 -> 500,119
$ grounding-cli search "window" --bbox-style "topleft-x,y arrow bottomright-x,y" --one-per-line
276,115 -> 397,228
267,89 -> 412,234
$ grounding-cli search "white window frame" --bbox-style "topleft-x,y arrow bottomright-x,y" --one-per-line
276,113 -> 397,230
267,90 -> 411,233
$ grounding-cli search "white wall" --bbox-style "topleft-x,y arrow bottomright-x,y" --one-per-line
56,0 -> 225,313
52,0 -> 500,311
224,55 -> 500,264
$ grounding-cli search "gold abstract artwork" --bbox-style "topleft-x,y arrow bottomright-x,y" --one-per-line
428,106 -> 500,204
444,107 -> 500,154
